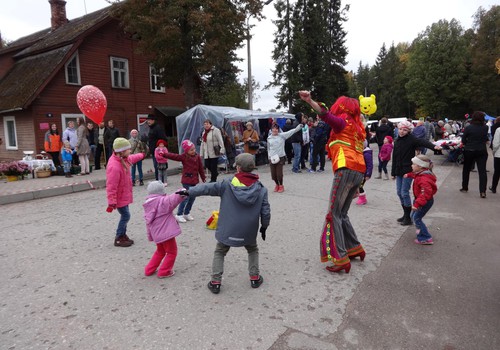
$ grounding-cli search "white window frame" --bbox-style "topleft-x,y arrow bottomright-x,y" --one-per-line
65,51 -> 81,85
61,114 -> 84,132
149,64 -> 165,93
3,116 -> 18,150
110,56 -> 129,88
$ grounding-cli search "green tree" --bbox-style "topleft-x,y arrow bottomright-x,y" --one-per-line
373,43 -> 412,117
268,0 -> 349,112
468,5 -> 500,115
405,19 -> 470,119
202,62 -> 248,108
112,0 -> 264,107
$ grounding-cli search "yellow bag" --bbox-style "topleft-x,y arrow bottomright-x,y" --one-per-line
205,211 -> 219,230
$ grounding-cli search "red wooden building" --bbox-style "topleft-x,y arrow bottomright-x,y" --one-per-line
0,0 -> 189,161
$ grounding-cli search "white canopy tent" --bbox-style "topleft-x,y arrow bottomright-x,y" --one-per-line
175,104 -> 295,152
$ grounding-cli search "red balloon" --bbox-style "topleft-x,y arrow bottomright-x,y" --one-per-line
76,85 -> 107,124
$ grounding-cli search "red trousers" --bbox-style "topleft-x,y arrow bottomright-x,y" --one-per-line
145,238 -> 177,277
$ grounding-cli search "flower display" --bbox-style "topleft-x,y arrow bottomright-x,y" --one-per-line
0,161 -> 32,176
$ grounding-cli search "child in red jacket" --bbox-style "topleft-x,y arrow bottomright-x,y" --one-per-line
405,155 -> 437,245
162,139 -> 206,223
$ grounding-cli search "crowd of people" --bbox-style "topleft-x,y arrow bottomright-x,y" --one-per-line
38,102 -> 497,294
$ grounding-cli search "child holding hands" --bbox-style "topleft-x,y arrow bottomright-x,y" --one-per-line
405,155 -> 437,245
143,181 -> 186,278
177,153 -> 270,294
161,139 -> 206,223
106,137 -> 145,247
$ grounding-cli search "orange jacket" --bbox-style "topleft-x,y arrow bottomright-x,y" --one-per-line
44,132 -> 62,152
327,117 -> 366,174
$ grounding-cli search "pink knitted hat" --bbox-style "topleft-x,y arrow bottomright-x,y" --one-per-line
182,139 -> 194,153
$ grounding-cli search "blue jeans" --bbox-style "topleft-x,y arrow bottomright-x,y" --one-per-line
63,161 -> 71,173
177,183 -> 196,215
131,160 -> 143,182
411,199 -> 434,241
378,160 -> 389,174
89,144 -> 96,162
395,176 -> 413,207
292,143 -> 302,172
116,205 -> 130,238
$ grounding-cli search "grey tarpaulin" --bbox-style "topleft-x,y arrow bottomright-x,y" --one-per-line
175,104 -> 294,152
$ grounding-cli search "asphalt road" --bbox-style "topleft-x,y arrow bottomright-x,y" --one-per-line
1,153 -> 498,349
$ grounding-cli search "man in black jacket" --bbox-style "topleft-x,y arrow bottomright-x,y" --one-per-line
146,114 -> 167,181
290,113 -> 307,173
310,118 -> 331,172
103,119 -> 120,164
375,117 -> 394,152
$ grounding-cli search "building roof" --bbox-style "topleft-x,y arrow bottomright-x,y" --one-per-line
0,6 -> 115,114
0,45 -> 72,112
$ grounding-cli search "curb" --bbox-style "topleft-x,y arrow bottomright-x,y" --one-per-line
0,168 -> 181,205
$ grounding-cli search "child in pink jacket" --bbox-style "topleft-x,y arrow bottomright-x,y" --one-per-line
143,181 -> 185,278
106,137 -> 145,247
154,139 -> 169,185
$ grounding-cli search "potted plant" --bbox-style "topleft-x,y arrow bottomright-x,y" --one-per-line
0,161 -> 31,181
34,163 -> 52,178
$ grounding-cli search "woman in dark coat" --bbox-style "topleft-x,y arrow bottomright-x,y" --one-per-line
460,111 -> 489,198
391,120 -> 441,226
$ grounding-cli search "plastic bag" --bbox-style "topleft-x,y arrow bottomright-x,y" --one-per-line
206,211 -> 219,230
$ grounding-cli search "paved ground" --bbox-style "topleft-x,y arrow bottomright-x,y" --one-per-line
0,153 -> 499,349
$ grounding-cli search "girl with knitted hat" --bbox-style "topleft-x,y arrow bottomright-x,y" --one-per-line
404,155 -> 437,245
159,139 -> 206,223
106,137 -> 146,247
143,181 -> 186,278
154,139 -> 169,185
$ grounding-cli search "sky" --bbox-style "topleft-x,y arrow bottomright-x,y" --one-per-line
0,0 -> 496,112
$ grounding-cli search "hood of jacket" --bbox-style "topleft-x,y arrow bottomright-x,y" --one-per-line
229,176 -> 264,206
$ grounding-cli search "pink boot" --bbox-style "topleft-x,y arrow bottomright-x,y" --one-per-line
356,194 -> 367,205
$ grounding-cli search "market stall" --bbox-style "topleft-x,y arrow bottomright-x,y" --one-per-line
175,105 -> 294,165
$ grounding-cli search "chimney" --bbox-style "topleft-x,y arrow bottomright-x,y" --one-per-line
49,0 -> 68,31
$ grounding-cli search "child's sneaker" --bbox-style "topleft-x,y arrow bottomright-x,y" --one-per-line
175,215 -> 187,223
414,238 -> 434,245
183,214 -> 194,221
207,281 -> 221,294
158,270 -> 175,279
250,275 -> 264,288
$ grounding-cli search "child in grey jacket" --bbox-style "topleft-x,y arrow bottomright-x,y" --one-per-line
177,153 -> 271,294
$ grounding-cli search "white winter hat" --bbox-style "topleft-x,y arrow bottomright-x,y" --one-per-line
147,181 -> 165,195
